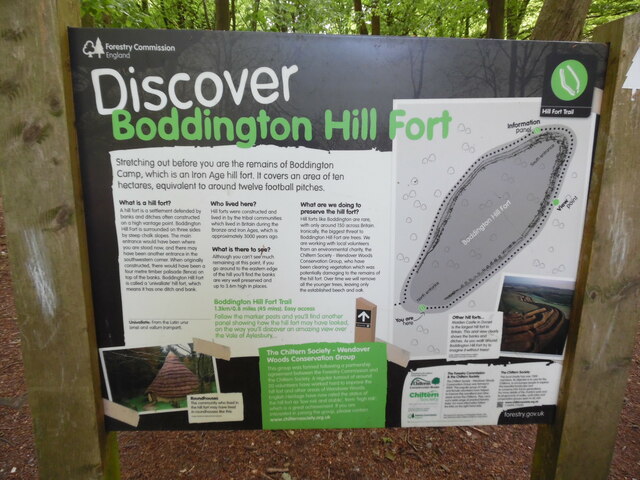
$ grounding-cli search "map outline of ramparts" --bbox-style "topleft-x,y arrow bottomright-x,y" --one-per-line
398,125 -> 576,313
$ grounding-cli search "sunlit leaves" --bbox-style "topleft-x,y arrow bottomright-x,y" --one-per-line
80,0 -> 639,39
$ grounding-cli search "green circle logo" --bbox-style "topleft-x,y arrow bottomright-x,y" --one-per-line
551,60 -> 588,101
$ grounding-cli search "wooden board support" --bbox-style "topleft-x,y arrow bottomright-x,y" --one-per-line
532,13 -> 640,480
0,1 -> 119,479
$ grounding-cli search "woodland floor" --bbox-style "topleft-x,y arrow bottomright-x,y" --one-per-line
0,196 -> 638,480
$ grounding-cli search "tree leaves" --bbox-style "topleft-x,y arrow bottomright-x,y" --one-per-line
80,0 -> 638,39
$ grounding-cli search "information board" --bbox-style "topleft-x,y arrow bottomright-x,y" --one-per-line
69,28 -> 607,429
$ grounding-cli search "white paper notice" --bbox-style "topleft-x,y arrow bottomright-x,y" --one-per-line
447,312 -> 503,361
401,362 -> 562,427
187,392 -> 244,423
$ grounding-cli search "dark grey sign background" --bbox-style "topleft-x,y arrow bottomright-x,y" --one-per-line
69,28 -> 607,430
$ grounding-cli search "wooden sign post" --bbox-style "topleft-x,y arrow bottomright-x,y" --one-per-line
0,1 -> 118,478
532,13 -> 640,480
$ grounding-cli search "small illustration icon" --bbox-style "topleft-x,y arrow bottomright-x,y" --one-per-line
83,38 -> 105,58
355,297 -> 377,342
551,60 -> 588,101
622,47 -> 640,96
410,377 -> 430,386
356,309 -> 371,327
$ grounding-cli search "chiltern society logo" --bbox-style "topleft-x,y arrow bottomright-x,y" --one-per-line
411,377 -> 440,387
411,378 -> 430,386
551,59 -> 588,101
83,38 -> 104,58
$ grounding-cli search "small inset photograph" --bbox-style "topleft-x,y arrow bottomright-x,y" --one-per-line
498,275 -> 574,356
100,344 -> 218,414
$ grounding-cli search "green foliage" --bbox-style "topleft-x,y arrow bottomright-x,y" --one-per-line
81,0 -> 159,28
80,0 -> 639,39
583,0 -> 640,39
407,0 -> 488,38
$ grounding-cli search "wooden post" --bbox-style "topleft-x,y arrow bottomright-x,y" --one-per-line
532,13 -> 640,480
0,1 -> 119,478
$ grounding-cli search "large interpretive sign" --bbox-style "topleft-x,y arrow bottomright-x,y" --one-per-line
69,28 -> 607,429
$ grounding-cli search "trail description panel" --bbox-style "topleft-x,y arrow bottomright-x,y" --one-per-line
69,28 -> 607,430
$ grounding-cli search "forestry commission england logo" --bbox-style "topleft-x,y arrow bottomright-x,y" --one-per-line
80,39 -> 176,60
83,38 -> 104,58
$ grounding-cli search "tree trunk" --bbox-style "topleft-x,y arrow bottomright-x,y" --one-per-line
506,0 -> 530,39
371,13 -> 380,35
272,0 -> 288,32
160,0 -> 170,28
202,0 -> 212,29
215,0 -> 230,30
250,0 -> 260,31
371,1 -> 380,35
531,0 -> 593,40
175,0 -> 187,28
487,0 -> 505,38
231,0 -> 236,30
354,0 -> 368,35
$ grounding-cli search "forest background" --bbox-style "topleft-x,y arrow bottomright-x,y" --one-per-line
81,0 -> 639,41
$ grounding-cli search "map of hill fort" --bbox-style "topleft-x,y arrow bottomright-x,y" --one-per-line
399,125 -> 575,313
392,98 -> 595,358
